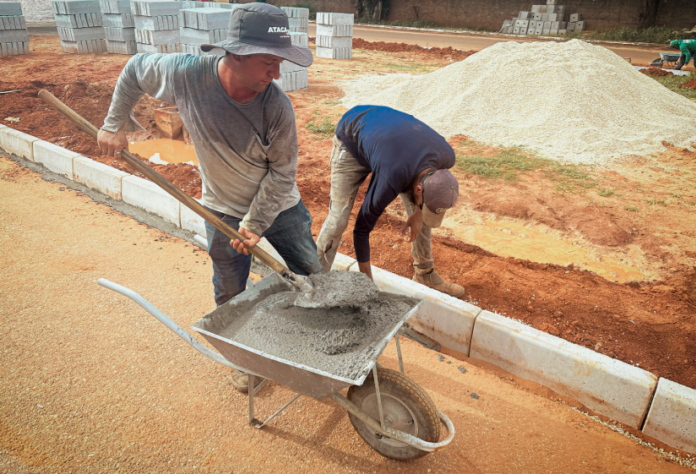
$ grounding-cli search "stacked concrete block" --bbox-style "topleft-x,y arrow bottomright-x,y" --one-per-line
0,2 -> 29,56
274,32 -> 308,92
280,6 -> 308,34
100,0 -> 136,54
315,12 -> 353,60
131,0 -> 181,53
52,0 -> 107,53
567,14 -> 584,32
179,7 -> 232,56
501,1 -> 579,36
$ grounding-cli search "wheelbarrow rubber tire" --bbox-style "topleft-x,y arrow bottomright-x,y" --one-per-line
347,367 -> 440,460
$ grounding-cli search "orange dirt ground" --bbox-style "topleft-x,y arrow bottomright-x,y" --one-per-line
1,36 -> 695,394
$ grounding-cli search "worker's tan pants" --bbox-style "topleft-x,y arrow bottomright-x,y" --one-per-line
316,136 -> 434,273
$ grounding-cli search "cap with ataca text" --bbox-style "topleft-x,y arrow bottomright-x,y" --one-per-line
201,3 -> 313,67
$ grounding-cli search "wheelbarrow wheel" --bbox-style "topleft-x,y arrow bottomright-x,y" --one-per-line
347,367 -> 440,460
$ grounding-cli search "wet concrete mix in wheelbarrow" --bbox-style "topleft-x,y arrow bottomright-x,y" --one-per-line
216,272 -> 419,380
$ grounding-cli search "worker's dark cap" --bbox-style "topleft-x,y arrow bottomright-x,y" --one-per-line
201,3 -> 313,67
421,170 -> 459,228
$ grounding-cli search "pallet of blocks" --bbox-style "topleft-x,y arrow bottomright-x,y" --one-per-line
274,32 -> 309,92
131,0 -> 181,53
315,12 -> 353,59
100,0 -> 135,54
52,0 -> 106,53
0,2 -> 29,56
179,7 -> 234,56
500,0 -> 580,36
280,6 -> 308,34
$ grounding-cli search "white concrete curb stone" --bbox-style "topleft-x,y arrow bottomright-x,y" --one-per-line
470,311 -> 658,429
349,264 -> 481,353
33,141 -> 79,179
642,378 -> 696,454
73,156 -> 129,199
180,199 -> 207,237
122,175 -> 180,225
0,127 -> 39,161
331,253 -> 356,271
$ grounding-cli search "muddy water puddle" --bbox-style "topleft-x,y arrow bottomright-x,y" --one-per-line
443,220 -> 645,283
130,139 -> 198,165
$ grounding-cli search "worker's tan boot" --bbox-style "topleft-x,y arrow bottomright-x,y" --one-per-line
231,370 -> 262,394
412,268 -> 465,298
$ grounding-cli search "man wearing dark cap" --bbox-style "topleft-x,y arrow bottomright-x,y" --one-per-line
97,4 -> 320,391
316,105 -> 465,298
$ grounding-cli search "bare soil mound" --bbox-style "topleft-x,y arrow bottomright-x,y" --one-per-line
640,66 -> 674,77
679,78 -> 696,89
352,37 -> 475,61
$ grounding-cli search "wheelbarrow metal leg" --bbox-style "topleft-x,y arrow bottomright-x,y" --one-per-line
248,375 -> 264,428
395,331 -> 404,374
372,366 -> 386,430
247,373 -> 301,430
253,393 -> 301,430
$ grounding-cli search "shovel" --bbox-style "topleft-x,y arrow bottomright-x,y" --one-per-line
38,89 -> 312,292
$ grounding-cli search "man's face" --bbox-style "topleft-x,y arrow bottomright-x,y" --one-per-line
236,54 -> 283,92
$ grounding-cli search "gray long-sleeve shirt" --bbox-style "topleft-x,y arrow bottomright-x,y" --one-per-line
102,53 -> 301,236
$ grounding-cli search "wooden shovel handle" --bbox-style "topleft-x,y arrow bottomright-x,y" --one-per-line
38,89 -> 294,279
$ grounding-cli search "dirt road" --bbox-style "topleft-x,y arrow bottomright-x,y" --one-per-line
0,154 -> 691,473
310,24 -> 675,67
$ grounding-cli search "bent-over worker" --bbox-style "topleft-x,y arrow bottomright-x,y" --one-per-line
97,4 -> 321,391
316,105 -> 465,298
670,39 -> 696,70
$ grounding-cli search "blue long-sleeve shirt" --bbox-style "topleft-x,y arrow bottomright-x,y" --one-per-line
335,105 -> 455,263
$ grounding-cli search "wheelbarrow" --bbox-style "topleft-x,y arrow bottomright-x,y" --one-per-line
40,89 -> 455,459
660,52 -> 681,69
98,273 -> 455,461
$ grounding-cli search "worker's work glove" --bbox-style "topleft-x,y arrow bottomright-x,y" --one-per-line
231,227 -> 260,255
97,126 -> 129,157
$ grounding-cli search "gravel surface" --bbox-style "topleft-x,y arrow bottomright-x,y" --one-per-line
341,39 -> 696,165
2,154 -> 693,473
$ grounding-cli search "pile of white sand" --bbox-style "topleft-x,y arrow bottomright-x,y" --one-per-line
340,40 -> 696,164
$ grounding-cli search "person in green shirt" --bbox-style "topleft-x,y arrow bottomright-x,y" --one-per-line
669,39 -> 696,70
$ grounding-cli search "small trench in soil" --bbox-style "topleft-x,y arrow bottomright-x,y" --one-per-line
1,37 -> 695,391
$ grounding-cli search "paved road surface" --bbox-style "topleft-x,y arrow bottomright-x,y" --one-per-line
311,24 -> 676,67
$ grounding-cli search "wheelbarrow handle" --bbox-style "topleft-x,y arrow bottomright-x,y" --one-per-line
97,278 -> 261,377
38,89 -> 308,291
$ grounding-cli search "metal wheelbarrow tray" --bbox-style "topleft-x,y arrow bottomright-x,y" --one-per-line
98,273 -> 455,460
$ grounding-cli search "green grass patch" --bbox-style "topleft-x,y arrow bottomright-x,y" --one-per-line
598,188 -> 616,197
649,74 -> 696,100
323,100 -> 341,106
305,117 -> 336,138
625,206 -> 640,212
645,198 -> 668,206
456,147 -> 596,190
